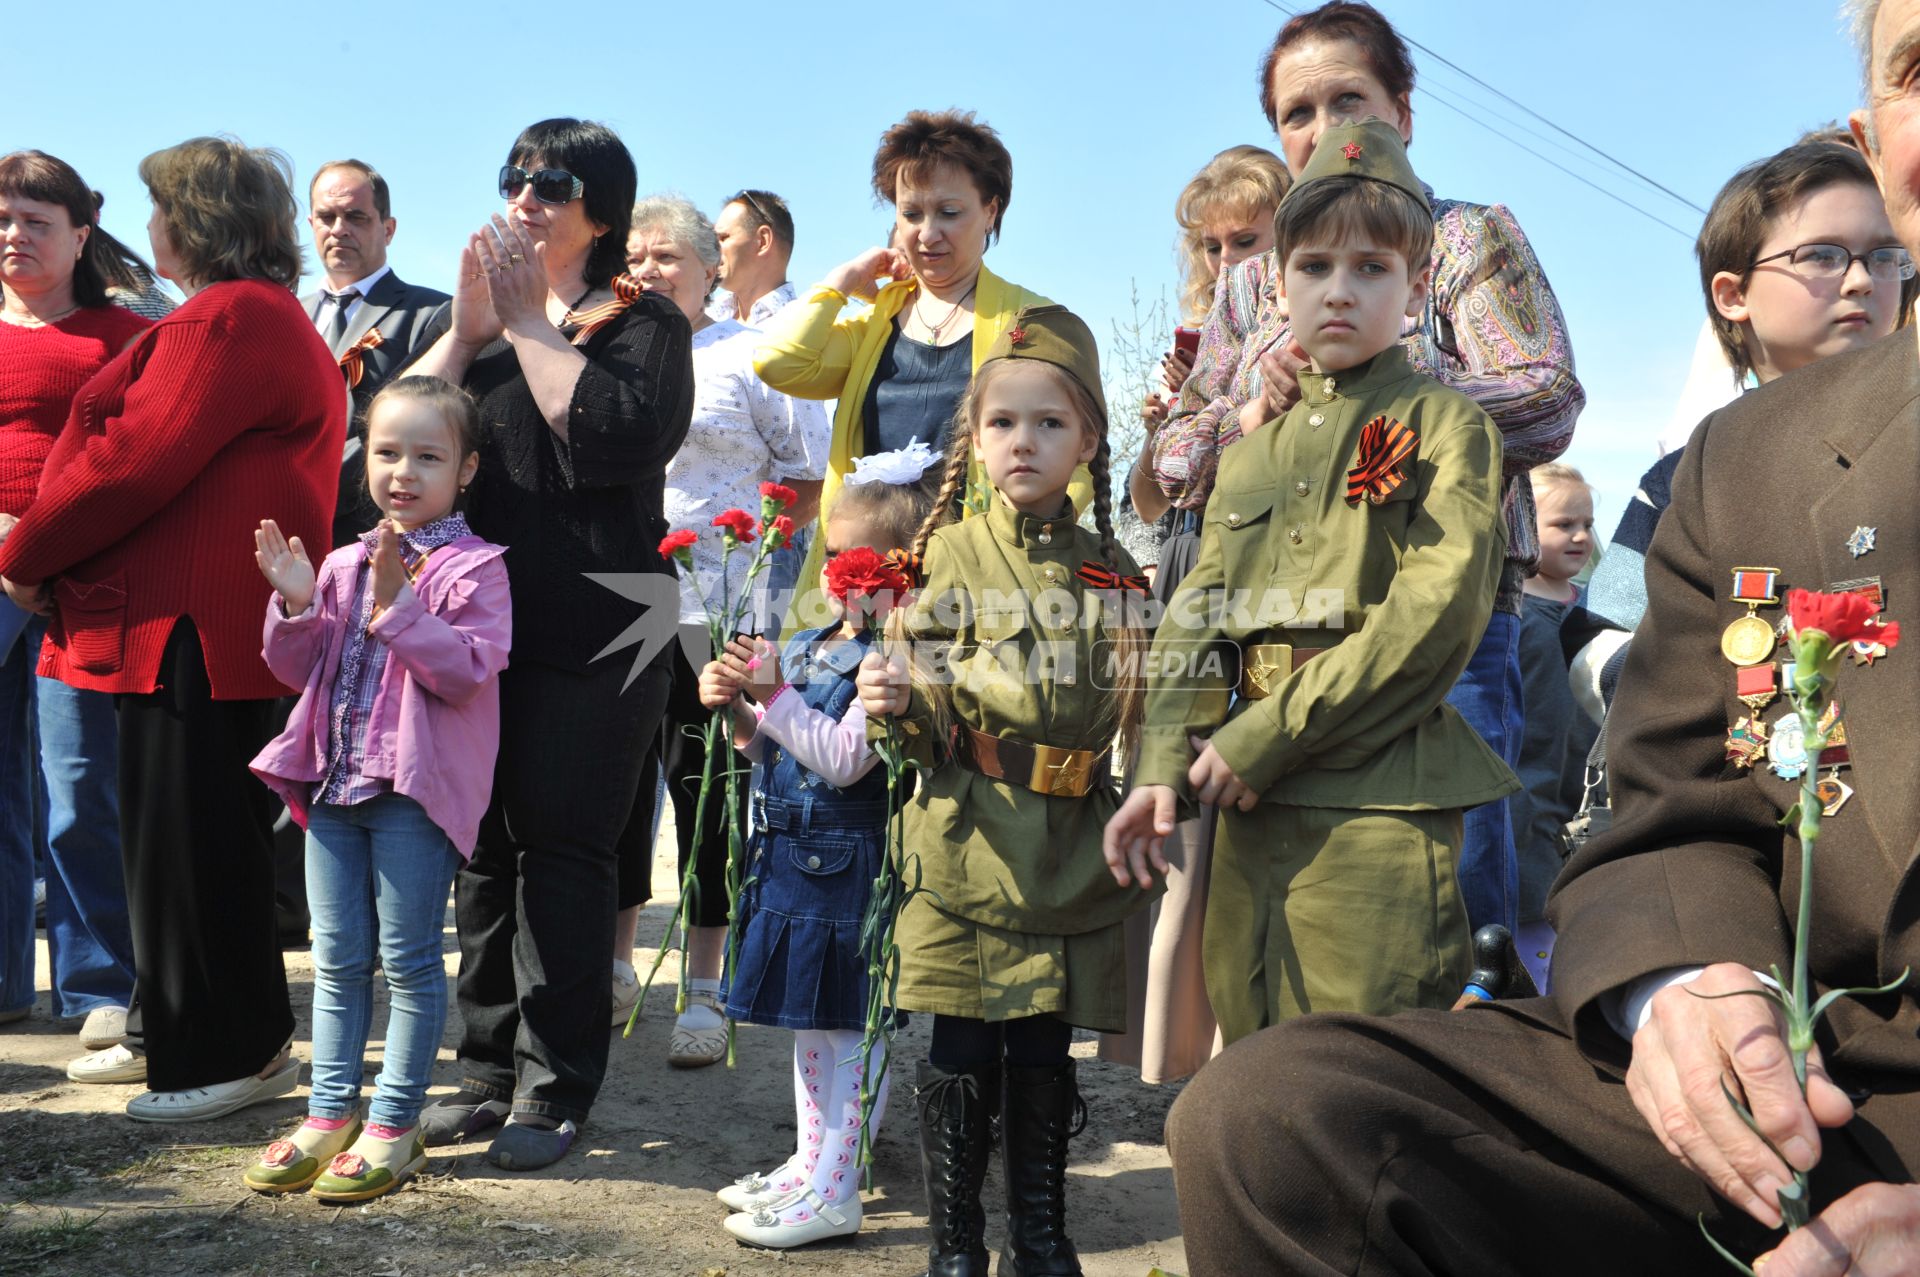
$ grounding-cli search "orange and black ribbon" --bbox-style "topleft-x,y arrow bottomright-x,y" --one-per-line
881,548 -> 923,587
1075,561 -> 1151,597
339,327 -> 385,390
1345,414 -> 1417,507
563,274 -> 645,347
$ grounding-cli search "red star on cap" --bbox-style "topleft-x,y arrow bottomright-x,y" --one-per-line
1341,142 -> 1363,160
1008,326 -> 1028,345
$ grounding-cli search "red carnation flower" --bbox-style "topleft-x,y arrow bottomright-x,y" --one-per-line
760,481 -> 799,509
825,545 -> 914,628
769,514 -> 796,548
712,509 -> 758,544
659,529 -> 699,561
1787,588 -> 1898,648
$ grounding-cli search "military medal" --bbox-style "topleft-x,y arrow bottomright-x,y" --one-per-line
1829,575 -> 1886,611
1853,617 -> 1894,665
1767,711 -> 1809,780
1816,774 -> 1854,816
1722,567 -> 1782,666
1725,716 -> 1769,769
1736,663 -> 1777,716
1847,526 -> 1877,558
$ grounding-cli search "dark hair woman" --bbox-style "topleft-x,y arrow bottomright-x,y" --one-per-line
0,151 -> 155,1053
0,136 -> 343,1121
406,117 -> 694,1172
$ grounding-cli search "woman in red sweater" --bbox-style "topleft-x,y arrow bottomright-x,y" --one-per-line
0,151 -> 156,1054
0,137 -> 344,1122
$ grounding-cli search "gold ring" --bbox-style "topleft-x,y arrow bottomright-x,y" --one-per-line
509,253 -> 524,264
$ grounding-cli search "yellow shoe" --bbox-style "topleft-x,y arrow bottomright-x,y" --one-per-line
311,1125 -> 428,1203
243,1118 -> 363,1194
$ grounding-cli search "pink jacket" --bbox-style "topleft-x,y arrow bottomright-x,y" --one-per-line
250,535 -> 511,857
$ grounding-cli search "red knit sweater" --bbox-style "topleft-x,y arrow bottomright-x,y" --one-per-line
0,306 -> 153,517
0,280 -> 345,699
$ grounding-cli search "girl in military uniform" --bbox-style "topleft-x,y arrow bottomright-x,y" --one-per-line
694,465 -> 935,1250
856,306 -> 1155,1277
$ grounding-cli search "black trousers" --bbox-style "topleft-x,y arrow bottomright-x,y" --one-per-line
456,656 -> 669,1122
1166,999 -> 1901,1277
119,619 -> 290,1091
615,631 -> 742,927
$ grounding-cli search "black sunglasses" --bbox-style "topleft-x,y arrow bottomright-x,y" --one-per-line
499,165 -> 584,206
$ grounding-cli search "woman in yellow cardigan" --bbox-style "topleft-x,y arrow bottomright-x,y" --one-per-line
755,109 -> 1089,625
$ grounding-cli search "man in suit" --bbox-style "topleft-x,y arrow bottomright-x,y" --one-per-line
303,159 -> 449,548
1164,3 -> 1920,1273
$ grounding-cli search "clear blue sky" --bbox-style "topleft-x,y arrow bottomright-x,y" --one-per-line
44,0 -> 1868,539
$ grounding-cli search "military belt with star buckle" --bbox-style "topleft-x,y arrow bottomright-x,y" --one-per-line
955,724 -> 1100,798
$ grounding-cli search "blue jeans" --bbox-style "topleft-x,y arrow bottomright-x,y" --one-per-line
1445,610 -> 1524,936
37,639 -> 135,1019
307,794 -> 460,1128
0,608 -> 37,1015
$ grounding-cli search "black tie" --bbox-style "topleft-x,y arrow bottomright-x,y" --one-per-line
323,289 -> 358,345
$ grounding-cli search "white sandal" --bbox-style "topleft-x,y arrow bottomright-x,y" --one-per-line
126,1054 -> 300,1124
667,991 -> 728,1070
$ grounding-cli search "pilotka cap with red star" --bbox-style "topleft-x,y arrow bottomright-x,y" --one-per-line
1281,118 -> 1431,215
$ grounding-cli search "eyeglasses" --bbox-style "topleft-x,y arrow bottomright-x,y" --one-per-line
499,165 -> 584,206
1749,242 -> 1916,282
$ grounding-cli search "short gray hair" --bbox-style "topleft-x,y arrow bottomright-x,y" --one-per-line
629,193 -> 720,270
1846,0 -> 1880,85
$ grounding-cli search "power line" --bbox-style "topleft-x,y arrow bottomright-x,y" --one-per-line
1416,84 -> 1698,240
1252,0 -> 1709,217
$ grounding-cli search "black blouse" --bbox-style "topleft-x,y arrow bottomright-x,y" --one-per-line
435,292 -> 694,673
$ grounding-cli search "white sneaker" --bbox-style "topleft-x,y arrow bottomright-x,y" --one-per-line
78,1005 -> 128,1051
724,1185 -> 861,1249
611,963 -> 640,1028
68,1043 -> 147,1084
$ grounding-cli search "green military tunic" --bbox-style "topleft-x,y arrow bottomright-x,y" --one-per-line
881,499 -> 1161,1031
1135,345 -> 1519,1040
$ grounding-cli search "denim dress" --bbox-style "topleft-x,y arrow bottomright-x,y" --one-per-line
723,626 -> 890,1031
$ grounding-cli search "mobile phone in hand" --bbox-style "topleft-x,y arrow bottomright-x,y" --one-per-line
1173,326 -> 1201,362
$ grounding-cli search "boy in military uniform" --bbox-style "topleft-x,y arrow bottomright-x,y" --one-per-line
1106,119 -> 1518,1045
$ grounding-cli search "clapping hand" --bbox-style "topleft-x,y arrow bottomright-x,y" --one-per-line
476,213 -> 549,331
451,240 -> 506,349
370,521 -> 407,611
254,519 -> 316,615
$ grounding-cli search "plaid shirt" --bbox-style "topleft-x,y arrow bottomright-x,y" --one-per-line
316,513 -> 473,807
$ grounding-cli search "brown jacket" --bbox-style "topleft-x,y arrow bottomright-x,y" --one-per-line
1550,332 -> 1920,1165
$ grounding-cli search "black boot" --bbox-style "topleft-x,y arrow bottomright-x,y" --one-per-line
997,1061 -> 1087,1277
915,1059 -> 997,1277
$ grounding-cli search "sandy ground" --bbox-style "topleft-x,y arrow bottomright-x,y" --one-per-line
0,831 -> 1188,1277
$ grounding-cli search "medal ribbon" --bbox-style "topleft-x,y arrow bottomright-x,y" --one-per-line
1075,561 -> 1151,596
563,274 -> 645,347
339,327 -> 385,390
1345,415 -> 1418,507
881,548 -> 923,587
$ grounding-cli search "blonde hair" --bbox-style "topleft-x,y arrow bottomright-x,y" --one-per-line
139,136 -> 303,289
1530,461 -> 1591,500
905,358 -> 1147,758
1174,145 -> 1291,324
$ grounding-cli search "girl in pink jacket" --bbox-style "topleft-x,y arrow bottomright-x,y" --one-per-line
246,376 -> 510,1203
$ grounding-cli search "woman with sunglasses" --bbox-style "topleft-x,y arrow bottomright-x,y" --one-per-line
406,117 -> 694,1172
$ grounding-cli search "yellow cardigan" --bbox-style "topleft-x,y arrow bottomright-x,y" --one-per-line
754,263 -> 1094,626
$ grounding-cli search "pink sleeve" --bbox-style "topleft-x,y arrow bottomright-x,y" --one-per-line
755,690 -> 878,788
261,561 -> 342,692
368,558 -> 512,707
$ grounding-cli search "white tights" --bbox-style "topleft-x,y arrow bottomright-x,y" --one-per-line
766,1029 -> 891,1218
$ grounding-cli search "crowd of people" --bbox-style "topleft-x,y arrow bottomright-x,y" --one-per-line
6,0 -> 1920,1272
